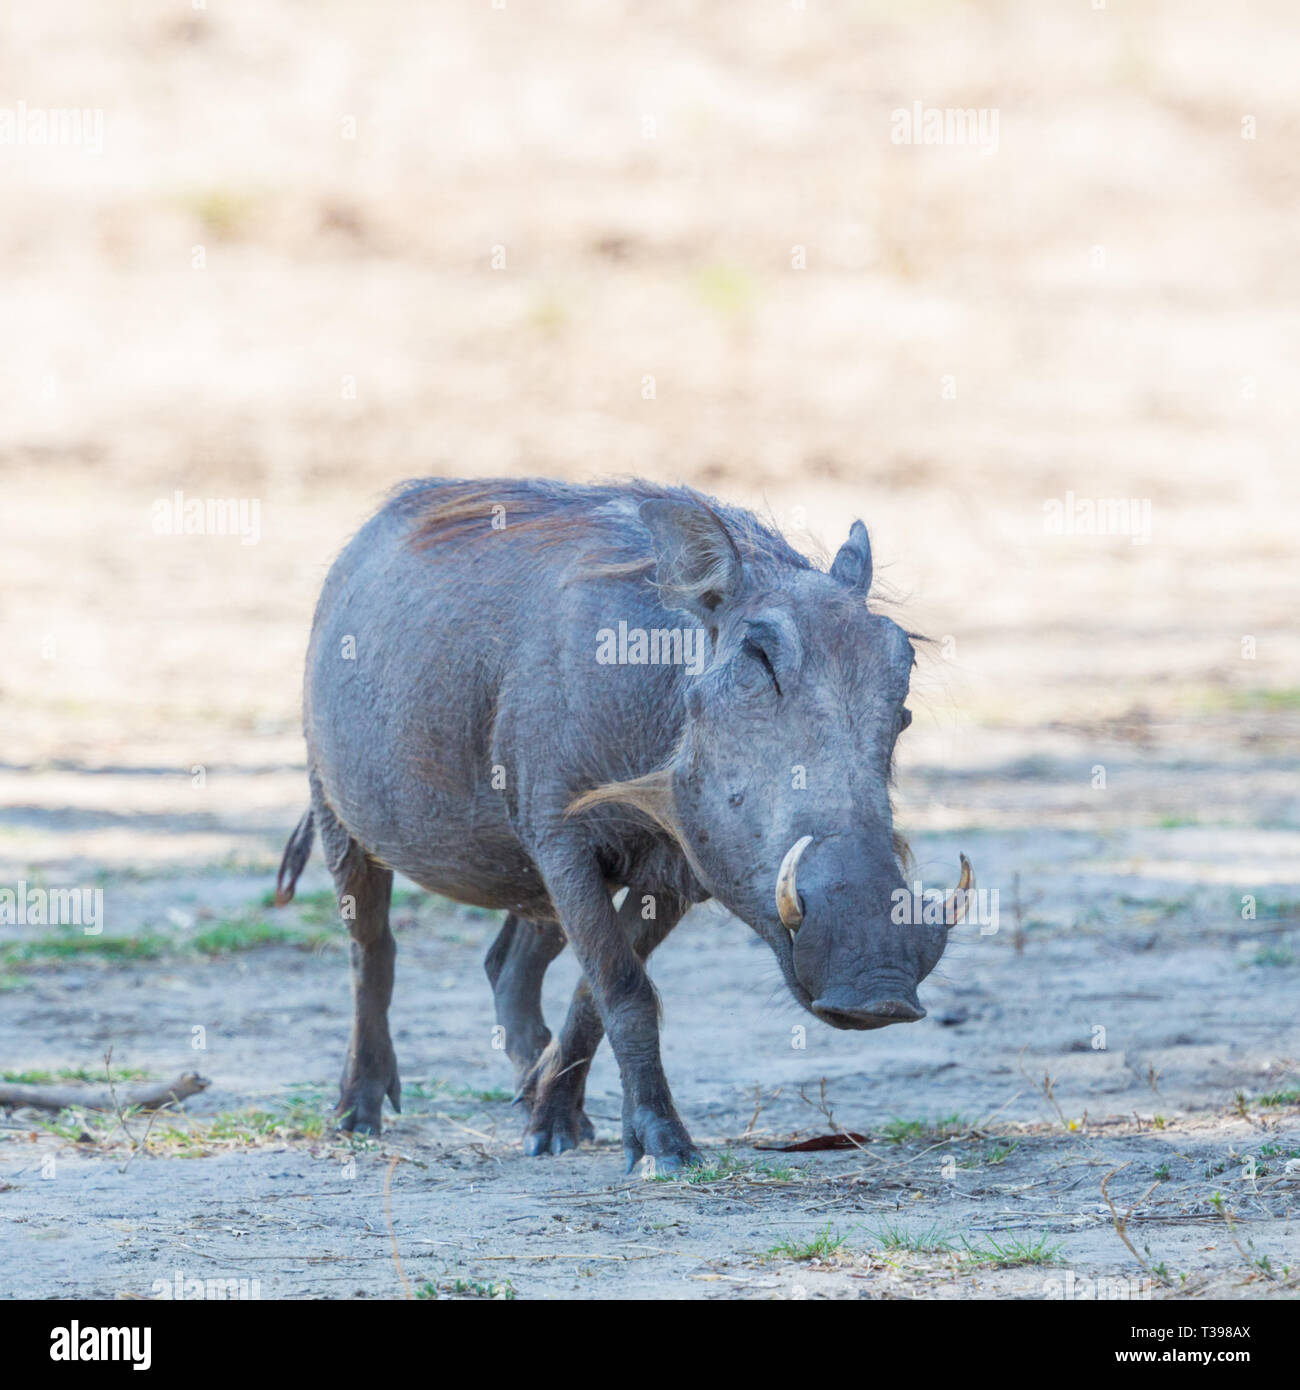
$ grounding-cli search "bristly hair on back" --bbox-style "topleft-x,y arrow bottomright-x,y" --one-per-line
397,476 -> 811,585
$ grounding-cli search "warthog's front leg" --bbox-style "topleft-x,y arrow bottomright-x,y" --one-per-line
517,888 -> 686,1157
535,853 -> 699,1173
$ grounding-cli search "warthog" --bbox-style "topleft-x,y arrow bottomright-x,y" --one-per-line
276,478 -> 971,1171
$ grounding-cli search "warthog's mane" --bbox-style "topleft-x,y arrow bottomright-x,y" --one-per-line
400,475 -> 810,582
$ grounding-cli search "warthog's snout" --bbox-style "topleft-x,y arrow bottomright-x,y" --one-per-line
775,836 -> 974,1030
811,995 -> 926,1031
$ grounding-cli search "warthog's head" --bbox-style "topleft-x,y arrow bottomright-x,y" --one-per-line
634,498 -> 971,1030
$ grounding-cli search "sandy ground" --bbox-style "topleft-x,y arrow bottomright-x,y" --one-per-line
3,756 -> 1297,1299
2,1 -> 1299,1299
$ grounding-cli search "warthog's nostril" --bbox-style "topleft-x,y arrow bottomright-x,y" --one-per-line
811,998 -> 926,1030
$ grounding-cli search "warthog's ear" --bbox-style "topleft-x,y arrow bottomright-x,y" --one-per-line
639,498 -> 743,619
829,519 -> 872,596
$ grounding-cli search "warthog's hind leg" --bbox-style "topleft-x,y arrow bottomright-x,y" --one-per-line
484,913 -> 567,1089
315,788 -> 398,1135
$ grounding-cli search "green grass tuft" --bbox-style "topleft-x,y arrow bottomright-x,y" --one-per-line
960,1232 -> 1063,1267
880,1113 -> 966,1144
416,1277 -> 515,1300
191,918 -> 300,954
1,935 -> 168,963
873,1220 -> 953,1254
768,1223 -> 846,1261
2,1066 -> 150,1084
653,1149 -> 799,1185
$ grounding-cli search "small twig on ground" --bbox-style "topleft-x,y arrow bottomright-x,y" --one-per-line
384,1153 -> 413,1299
430,1113 -> 498,1145
797,1079 -> 871,1157
1100,1163 -> 1169,1286
973,1087 -> 1025,1134
1018,1046 -> 1071,1128
742,1083 -> 780,1138
102,1047 -> 139,1151
1210,1193 -> 1277,1282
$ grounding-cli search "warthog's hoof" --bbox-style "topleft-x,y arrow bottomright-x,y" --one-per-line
336,1055 -> 400,1136
514,1044 -> 596,1156
336,1111 -> 380,1136
622,1106 -> 702,1176
520,1098 -> 597,1157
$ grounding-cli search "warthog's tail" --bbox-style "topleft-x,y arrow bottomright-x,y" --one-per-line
274,808 -> 315,906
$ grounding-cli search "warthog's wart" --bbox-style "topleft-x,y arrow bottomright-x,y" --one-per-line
276,478 -> 973,1172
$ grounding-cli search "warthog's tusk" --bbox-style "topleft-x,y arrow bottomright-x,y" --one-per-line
943,853 -> 974,927
776,835 -> 813,932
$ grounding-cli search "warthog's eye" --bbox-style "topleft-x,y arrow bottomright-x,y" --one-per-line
741,636 -> 781,696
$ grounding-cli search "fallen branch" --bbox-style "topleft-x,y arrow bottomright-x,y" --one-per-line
0,1072 -> 209,1114
755,1132 -> 872,1152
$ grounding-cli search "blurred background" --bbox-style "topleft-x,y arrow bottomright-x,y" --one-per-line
2,0 -> 1297,882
